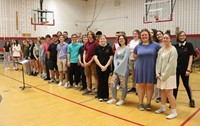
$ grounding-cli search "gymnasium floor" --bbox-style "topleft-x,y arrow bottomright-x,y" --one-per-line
0,63 -> 199,126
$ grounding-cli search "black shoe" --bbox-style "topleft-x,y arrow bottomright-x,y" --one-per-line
103,98 -> 108,102
127,87 -> 136,93
82,89 -> 92,95
44,78 -> 50,81
189,100 -> 195,108
156,97 -> 161,103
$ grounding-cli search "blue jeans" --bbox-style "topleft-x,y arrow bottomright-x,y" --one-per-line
4,52 -> 10,68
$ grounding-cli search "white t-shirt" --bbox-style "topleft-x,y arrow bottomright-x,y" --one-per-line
128,39 -> 140,60
12,44 -> 21,57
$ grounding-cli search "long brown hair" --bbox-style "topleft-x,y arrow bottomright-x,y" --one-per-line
140,29 -> 153,44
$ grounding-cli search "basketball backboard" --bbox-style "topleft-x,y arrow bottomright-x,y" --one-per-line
143,0 -> 173,23
31,9 -> 55,26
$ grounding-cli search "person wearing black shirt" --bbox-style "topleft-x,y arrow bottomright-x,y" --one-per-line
174,31 -> 196,107
63,31 -> 71,44
78,35 -> 88,91
28,40 -> 36,75
48,34 -> 59,83
3,41 -> 11,69
94,35 -> 113,102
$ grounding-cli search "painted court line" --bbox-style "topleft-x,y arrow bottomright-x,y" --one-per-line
180,107 -> 200,126
0,73 -> 144,126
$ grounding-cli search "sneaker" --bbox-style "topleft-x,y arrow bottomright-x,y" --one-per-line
7,67 -> 10,70
103,98 -> 108,102
99,98 -> 103,102
37,73 -> 41,78
54,79 -> 59,83
65,84 -> 72,89
94,91 -> 98,98
107,98 -> 117,104
146,104 -> 152,111
48,79 -> 55,83
189,100 -> 195,108
58,81 -> 63,86
166,109 -> 177,119
74,85 -> 79,89
116,99 -> 125,106
117,85 -> 120,90
82,89 -> 92,95
138,104 -> 145,111
155,106 -> 166,114
64,82 -> 68,88
127,87 -> 136,93
156,97 -> 161,103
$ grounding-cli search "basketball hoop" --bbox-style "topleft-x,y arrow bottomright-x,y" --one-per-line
154,15 -> 159,21
31,9 -> 55,26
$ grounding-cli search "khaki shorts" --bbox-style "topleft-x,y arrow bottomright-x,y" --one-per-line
85,62 -> 97,77
57,59 -> 67,72
129,60 -> 136,70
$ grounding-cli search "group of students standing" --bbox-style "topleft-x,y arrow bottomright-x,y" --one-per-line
3,29 -> 196,120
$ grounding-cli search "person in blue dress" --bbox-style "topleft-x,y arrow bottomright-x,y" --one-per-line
134,29 -> 160,111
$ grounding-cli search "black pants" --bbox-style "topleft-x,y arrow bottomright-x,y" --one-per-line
173,71 -> 193,100
69,63 -> 80,86
97,67 -> 110,99
80,66 -> 87,88
45,55 -> 50,79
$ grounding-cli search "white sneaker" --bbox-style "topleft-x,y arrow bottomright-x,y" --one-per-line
116,99 -> 125,106
48,79 -> 55,83
7,67 -> 10,70
74,85 -> 78,89
117,85 -> 120,90
58,81 -> 63,86
155,107 -> 166,114
166,109 -> 177,119
65,84 -> 72,88
37,73 -> 41,78
107,99 -> 117,104
64,83 -> 68,88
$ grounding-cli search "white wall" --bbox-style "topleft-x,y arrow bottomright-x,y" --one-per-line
86,0 -> 200,36
0,0 -> 87,37
0,0 -> 199,37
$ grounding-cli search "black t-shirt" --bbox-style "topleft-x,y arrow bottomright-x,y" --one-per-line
94,44 -> 113,67
78,45 -> 84,63
48,42 -> 59,62
29,44 -> 35,59
174,42 -> 196,73
65,38 -> 71,44
4,45 -> 10,52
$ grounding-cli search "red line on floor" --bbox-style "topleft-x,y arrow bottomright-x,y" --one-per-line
0,73 -> 145,126
180,107 -> 200,126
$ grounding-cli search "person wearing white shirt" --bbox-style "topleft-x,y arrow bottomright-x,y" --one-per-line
12,40 -> 21,70
127,30 -> 140,93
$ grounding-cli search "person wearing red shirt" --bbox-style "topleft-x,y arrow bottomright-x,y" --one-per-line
83,31 -> 99,98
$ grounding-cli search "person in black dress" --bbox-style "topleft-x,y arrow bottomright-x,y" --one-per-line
94,35 -> 113,102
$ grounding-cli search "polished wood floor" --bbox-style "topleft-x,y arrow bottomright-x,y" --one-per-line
0,63 -> 199,126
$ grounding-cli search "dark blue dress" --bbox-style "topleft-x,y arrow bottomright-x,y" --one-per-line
134,42 -> 160,84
